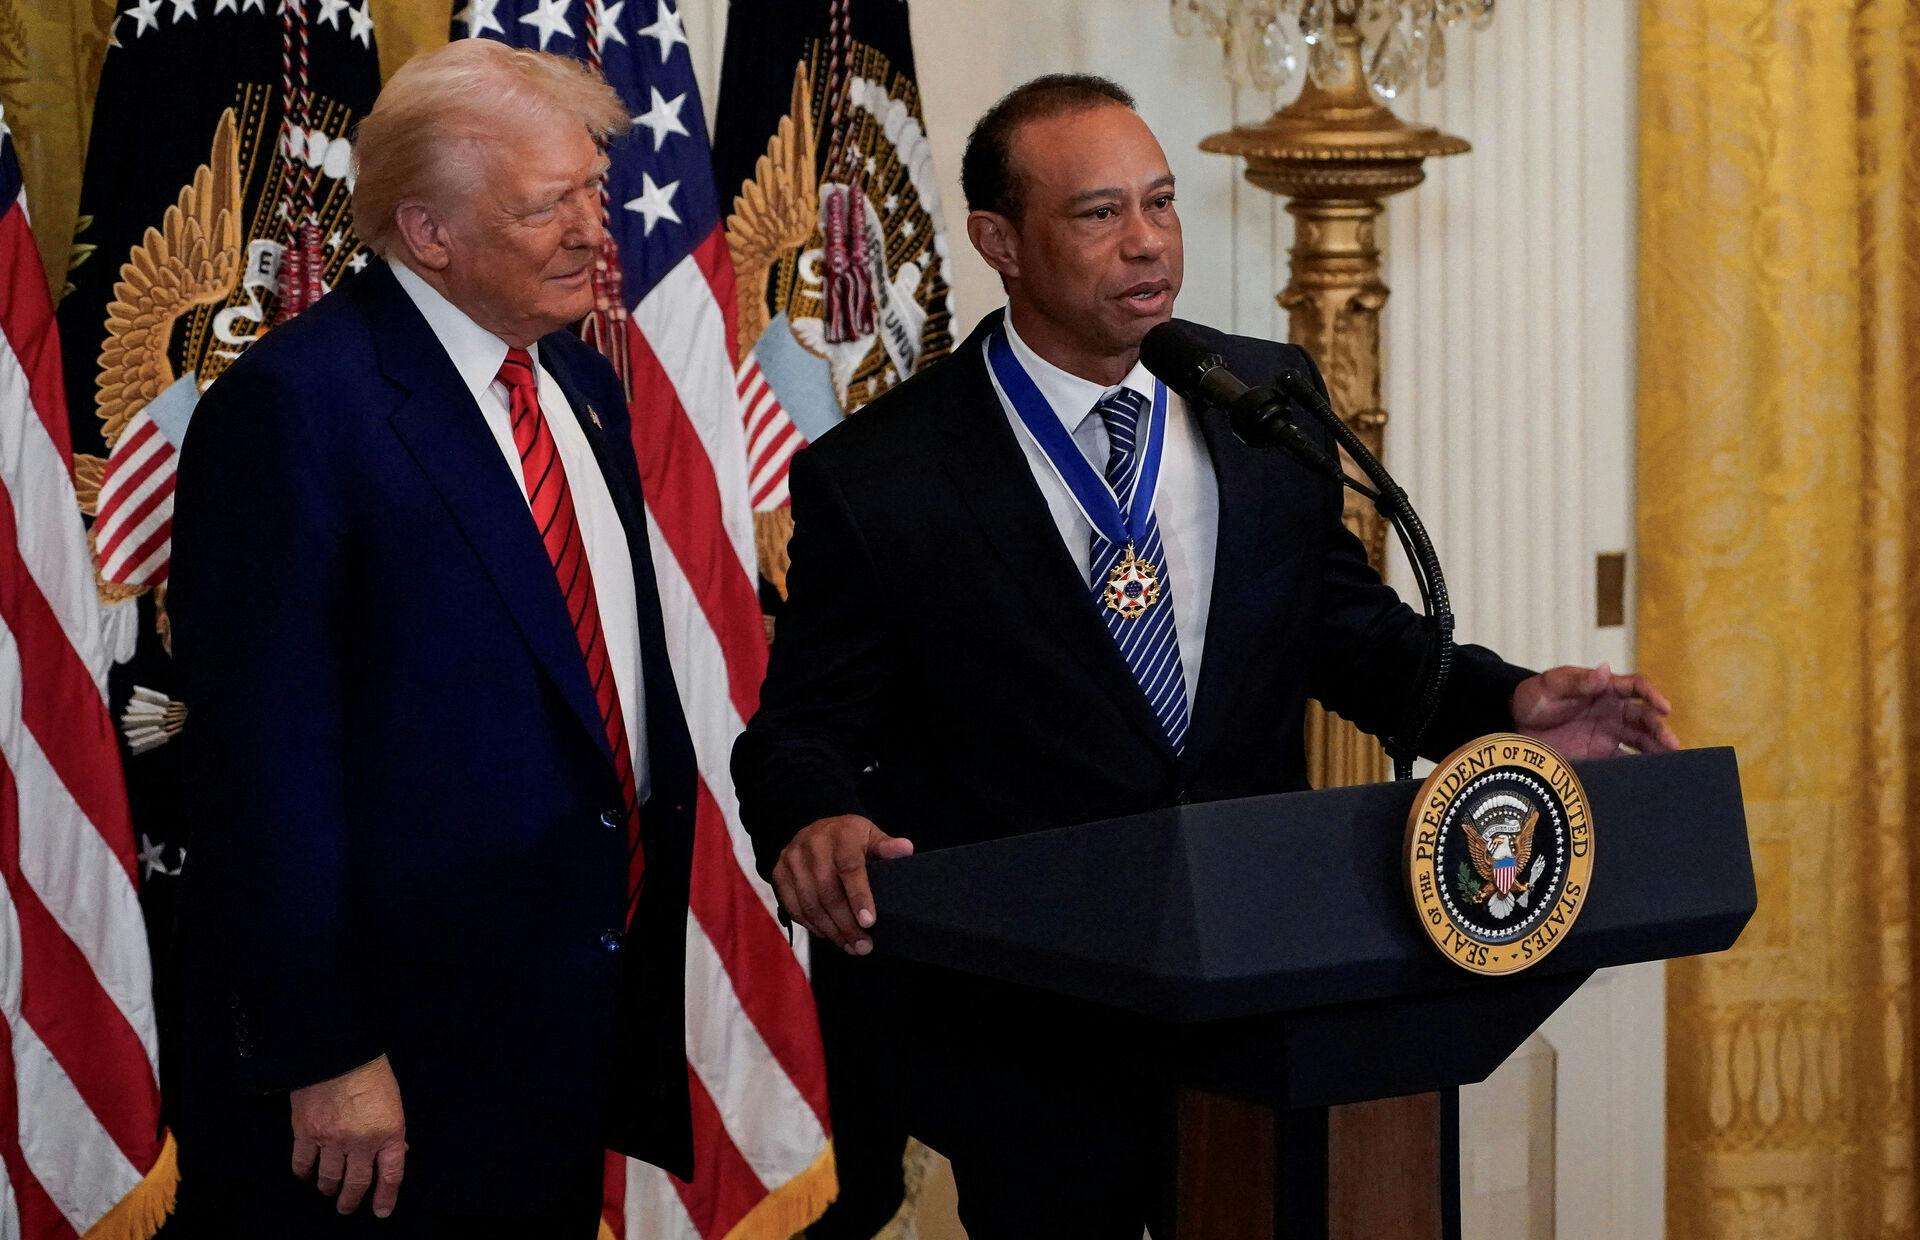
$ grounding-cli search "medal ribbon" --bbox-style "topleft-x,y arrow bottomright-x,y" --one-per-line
987,326 -> 1168,550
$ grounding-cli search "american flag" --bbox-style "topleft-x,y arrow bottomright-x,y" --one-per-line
458,5 -> 836,1238
0,109 -> 173,1238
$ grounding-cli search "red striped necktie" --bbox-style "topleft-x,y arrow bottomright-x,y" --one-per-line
496,347 -> 644,907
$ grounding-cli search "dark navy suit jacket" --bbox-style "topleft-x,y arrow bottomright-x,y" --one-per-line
731,310 -> 1531,1152
169,259 -> 697,1211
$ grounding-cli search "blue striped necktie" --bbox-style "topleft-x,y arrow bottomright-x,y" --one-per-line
1088,388 -> 1191,753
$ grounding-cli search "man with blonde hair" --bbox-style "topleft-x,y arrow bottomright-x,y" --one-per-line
167,39 -> 696,1236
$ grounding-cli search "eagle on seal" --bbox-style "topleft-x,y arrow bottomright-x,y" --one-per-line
1464,806 -> 1539,902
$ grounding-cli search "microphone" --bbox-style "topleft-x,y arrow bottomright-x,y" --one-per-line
1141,322 -> 1456,783
1139,322 -> 1342,480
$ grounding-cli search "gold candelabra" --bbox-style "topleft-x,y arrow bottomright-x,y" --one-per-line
1198,14 -> 1468,788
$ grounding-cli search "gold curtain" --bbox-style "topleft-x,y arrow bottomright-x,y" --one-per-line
0,0 -> 446,303
1640,2 -> 1919,1236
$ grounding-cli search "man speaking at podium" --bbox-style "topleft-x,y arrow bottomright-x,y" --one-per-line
732,75 -> 1676,1237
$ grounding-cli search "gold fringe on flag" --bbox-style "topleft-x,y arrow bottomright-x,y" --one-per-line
597,1145 -> 839,1240
81,1133 -> 178,1240
724,1144 -> 837,1240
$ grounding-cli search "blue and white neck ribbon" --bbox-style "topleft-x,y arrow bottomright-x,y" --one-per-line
987,326 -> 1169,549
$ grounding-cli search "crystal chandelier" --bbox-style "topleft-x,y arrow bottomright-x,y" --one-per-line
1170,0 -> 1494,101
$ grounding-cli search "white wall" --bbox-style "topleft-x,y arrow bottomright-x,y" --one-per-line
683,4 -> 1658,1236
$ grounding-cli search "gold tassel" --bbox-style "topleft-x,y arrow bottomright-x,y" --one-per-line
598,1219 -> 619,1240
724,1144 -> 837,1240
754,507 -> 795,602
81,1132 -> 178,1240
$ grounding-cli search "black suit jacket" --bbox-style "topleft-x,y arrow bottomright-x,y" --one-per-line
734,312 -> 1526,858
731,311 -> 1529,1149
169,260 -> 697,1210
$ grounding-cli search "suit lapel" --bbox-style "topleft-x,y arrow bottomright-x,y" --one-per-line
1184,401 -> 1270,762
360,264 -> 614,765
934,313 -> 1174,757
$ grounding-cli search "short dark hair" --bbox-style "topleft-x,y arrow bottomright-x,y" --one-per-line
961,74 -> 1136,220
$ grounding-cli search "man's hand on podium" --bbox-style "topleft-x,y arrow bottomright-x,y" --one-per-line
1511,663 -> 1680,758
773,814 -> 916,955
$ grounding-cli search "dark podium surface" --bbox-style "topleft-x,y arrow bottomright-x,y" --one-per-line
865,747 -> 1754,1236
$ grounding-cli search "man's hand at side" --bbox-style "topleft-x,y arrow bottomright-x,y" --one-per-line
290,1053 -> 407,1218
772,814 -> 915,955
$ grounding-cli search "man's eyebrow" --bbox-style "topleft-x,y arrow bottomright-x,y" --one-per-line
1064,175 -> 1177,208
523,158 -> 611,207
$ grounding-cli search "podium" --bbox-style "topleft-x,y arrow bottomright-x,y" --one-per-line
866,747 -> 1754,1239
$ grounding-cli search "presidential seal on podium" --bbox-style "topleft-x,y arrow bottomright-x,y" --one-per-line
1405,734 -> 1594,975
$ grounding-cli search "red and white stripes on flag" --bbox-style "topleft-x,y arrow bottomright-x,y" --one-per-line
87,414 -> 176,589
599,227 -> 835,1240
0,113 -> 174,1240
737,358 -> 801,514
471,4 -> 836,1227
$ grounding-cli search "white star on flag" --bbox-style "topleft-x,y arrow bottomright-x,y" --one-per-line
455,0 -> 503,37
636,0 -> 686,62
348,0 -> 372,44
316,0 -> 349,28
242,0 -> 266,13
127,0 -> 164,35
170,0 -> 198,21
349,252 -> 369,272
632,86 -> 688,151
213,0 -> 236,11
519,0 -> 574,49
593,0 -> 626,45
623,171 -> 681,234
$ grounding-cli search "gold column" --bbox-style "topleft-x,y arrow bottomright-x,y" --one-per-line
1201,19 -> 1466,789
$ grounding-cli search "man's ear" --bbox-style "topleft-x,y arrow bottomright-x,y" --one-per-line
966,210 -> 1020,283
394,201 -> 453,273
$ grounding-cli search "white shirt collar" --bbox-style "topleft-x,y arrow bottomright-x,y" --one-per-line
390,261 -> 539,406
1001,310 -> 1157,434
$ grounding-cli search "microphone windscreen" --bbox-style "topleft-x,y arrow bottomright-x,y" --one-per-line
1139,322 -> 1215,398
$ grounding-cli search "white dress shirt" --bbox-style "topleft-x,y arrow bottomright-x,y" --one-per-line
984,312 -> 1220,705
393,262 -> 650,800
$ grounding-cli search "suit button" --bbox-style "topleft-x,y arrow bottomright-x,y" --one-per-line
599,808 -> 623,830
599,929 -> 624,954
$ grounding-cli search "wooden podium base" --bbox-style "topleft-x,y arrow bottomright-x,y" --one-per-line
1175,1090 -> 1461,1240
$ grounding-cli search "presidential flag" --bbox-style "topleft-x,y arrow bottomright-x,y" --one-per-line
713,0 -> 954,598
51,0 -> 383,1097
459,4 -> 837,1237
0,105 -> 173,1240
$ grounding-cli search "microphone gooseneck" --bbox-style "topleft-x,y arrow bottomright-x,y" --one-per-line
1272,369 -> 1455,782
1139,322 -> 1454,782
